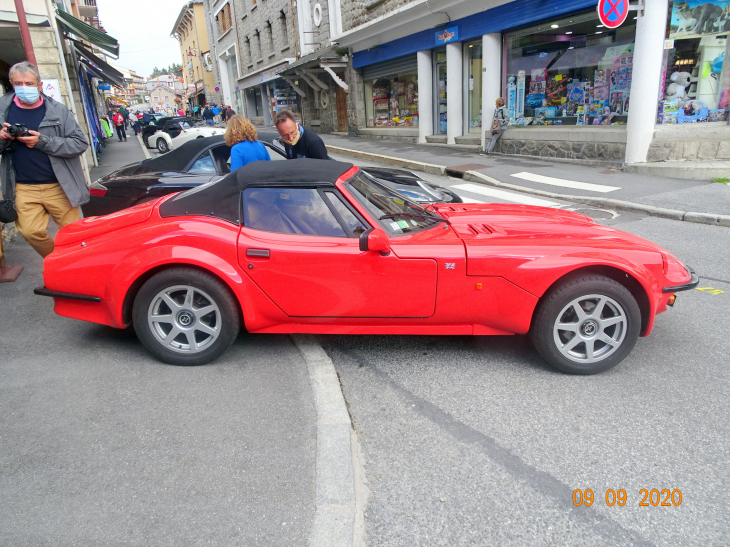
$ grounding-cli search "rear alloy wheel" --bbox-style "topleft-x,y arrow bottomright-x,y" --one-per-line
531,275 -> 641,375
157,138 -> 169,153
132,268 -> 240,365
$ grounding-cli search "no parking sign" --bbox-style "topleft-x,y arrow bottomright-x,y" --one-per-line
597,0 -> 629,29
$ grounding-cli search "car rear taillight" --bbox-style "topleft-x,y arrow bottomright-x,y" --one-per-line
89,182 -> 107,197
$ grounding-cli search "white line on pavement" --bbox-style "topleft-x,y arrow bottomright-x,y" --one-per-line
451,183 -> 562,207
457,196 -> 487,203
510,172 -> 620,193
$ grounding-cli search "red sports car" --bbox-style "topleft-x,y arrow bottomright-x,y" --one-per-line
36,160 -> 697,374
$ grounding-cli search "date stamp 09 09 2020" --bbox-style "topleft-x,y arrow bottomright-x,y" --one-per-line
573,489 -> 682,507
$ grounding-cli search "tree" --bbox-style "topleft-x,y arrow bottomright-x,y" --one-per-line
149,63 -> 183,79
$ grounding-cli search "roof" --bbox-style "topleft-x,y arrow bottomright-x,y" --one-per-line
160,159 -> 355,224
278,46 -> 342,75
140,135 -> 224,173
56,8 -> 119,57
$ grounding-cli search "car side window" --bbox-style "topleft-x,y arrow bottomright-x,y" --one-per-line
323,191 -> 368,237
244,188 -> 347,237
210,145 -> 232,173
188,152 -> 216,174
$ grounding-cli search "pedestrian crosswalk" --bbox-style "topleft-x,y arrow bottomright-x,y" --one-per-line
509,172 -> 620,193
451,183 -> 562,207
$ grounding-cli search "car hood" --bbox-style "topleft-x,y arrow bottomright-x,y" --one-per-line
434,203 -> 667,279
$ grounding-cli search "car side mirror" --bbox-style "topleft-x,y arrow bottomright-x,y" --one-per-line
359,228 -> 390,255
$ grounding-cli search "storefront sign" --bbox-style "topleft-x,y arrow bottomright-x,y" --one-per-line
42,79 -> 61,102
98,83 -> 111,90
435,27 -> 458,45
597,0 -> 629,29
239,62 -> 289,89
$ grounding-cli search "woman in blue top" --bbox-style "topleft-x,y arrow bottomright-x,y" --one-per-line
225,115 -> 270,171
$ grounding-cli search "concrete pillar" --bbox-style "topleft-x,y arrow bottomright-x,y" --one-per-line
446,42 -> 462,144
625,0 -> 669,164
481,33 -> 501,151
417,50 -> 433,144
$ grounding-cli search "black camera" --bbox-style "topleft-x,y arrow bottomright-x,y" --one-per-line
6,123 -> 30,138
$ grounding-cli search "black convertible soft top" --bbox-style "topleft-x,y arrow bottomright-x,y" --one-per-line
159,158 -> 355,224
139,135 -> 225,173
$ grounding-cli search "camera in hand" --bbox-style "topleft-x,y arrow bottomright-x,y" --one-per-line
7,123 -> 30,138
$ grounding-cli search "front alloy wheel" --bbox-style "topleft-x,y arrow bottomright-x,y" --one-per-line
157,138 -> 169,153
531,275 -> 641,374
133,268 -> 240,365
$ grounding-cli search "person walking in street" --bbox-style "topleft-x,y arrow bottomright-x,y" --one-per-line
0,61 -> 89,258
112,110 -> 127,141
128,110 -> 140,136
225,115 -> 270,171
202,104 -> 214,126
482,97 -> 509,155
212,104 -> 220,124
224,105 -> 236,124
274,110 -> 329,160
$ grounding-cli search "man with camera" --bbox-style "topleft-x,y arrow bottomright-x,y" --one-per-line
0,61 -> 89,258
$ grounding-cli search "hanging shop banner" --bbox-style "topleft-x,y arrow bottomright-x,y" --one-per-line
42,79 -> 61,102
719,39 -> 730,109
435,26 -> 459,45
507,77 -> 517,120
98,83 -> 111,90
669,0 -> 730,40
516,70 -> 525,119
597,0 -> 629,29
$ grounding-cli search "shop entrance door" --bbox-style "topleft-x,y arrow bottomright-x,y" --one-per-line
336,86 -> 348,132
433,53 -> 447,134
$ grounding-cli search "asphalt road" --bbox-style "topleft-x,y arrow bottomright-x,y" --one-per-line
0,240 -> 317,546
319,209 -> 730,546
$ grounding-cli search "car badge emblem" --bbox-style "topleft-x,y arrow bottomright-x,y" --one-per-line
445,263 -> 455,269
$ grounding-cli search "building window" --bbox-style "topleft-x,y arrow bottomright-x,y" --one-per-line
503,10 -> 636,126
216,3 -> 232,35
279,10 -> 288,44
265,21 -> 274,55
364,72 -> 419,127
658,36 -> 729,124
466,42 -> 482,134
254,30 -> 262,61
245,37 -> 252,65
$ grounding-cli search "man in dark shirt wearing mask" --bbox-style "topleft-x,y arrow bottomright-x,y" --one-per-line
273,110 -> 329,160
0,61 -> 88,258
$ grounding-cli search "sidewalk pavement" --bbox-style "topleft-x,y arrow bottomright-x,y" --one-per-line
89,132 -> 148,182
319,134 -> 730,227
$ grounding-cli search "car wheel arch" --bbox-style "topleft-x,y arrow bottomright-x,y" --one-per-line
121,262 -> 244,329
529,265 -> 652,337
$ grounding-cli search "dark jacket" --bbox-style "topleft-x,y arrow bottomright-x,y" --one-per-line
0,92 -> 89,207
202,107 -> 214,119
283,125 -> 329,160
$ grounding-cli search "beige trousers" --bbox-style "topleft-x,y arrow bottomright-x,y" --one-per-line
14,183 -> 80,258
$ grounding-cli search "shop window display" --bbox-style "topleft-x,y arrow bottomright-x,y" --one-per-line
659,0 -> 730,124
364,72 -> 419,127
503,11 -> 636,126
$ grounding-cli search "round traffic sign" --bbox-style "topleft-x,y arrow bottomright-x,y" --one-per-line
597,0 -> 629,29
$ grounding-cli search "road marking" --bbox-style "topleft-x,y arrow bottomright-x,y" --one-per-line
451,183 -> 562,207
137,134 -> 151,159
458,196 -> 487,203
696,287 -> 725,295
510,172 -> 620,193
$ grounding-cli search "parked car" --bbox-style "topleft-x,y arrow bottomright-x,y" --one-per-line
84,136 -> 461,217
37,159 -> 697,374
145,117 -> 221,153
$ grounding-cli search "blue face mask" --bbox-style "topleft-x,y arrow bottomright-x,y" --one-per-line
14,85 -> 40,104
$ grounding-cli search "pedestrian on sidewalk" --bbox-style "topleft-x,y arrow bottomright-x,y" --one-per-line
0,61 -> 89,258
129,111 -> 140,136
224,105 -> 236,124
274,110 -> 329,160
483,97 -> 509,155
202,105 -> 214,126
226,116 -> 270,171
112,110 -> 127,141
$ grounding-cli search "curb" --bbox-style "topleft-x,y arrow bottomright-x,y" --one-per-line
325,144 -> 730,227
291,335 -> 368,547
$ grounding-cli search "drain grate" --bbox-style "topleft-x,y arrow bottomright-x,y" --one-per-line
444,164 -> 492,178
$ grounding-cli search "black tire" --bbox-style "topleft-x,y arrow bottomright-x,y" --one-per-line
132,268 -> 240,366
143,134 -> 150,148
530,274 -> 641,375
157,138 -> 169,153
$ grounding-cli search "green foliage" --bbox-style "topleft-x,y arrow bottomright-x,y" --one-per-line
149,63 -> 183,79
712,178 -> 729,184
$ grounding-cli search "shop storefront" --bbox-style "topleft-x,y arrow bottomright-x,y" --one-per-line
362,55 -> 419,128
503,10 -> 636,126
239,62 -> 301,125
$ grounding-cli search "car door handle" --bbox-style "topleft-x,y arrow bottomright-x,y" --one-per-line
246,248 -> 270,258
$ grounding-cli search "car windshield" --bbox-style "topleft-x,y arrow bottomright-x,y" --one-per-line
345,171 -> 446,236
